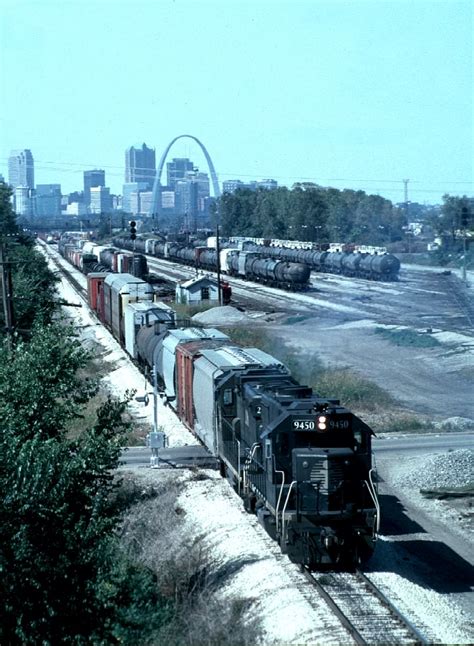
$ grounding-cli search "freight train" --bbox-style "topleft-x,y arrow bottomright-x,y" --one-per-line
224,238 -> 401,281
85,270 -> 380,569
58,234 -> 149,279
113,236 -> 311,291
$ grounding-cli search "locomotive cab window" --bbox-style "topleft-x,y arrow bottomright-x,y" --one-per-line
222,388 -> 233,406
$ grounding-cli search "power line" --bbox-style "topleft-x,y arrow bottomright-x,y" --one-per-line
1,156 -> 473,186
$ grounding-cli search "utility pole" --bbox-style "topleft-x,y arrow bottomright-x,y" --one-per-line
0,242 -> 15,346
216,223 -> 222,305
403,179 -> 410,204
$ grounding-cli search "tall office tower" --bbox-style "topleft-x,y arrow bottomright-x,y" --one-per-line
36,184 -> 62,217
122,181 -> 149,214
90,186 -> 112,214
8,149 -> 34,189
14,186 -> 33,216
125,143 -> 156,189
166,158 -> 194,190
83,169 -> 105,207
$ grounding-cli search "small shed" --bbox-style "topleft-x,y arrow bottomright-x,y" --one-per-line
175,274 -> 220,305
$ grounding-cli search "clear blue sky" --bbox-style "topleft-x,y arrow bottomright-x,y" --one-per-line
1,0 -> 472,204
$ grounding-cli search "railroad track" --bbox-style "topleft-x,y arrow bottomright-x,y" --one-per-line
301,568 -> 429,645
39,241 -> 88,301
446,275 -> 474,329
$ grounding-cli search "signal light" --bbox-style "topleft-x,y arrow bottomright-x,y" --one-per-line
461,206 -> 469,229
129,220 -> 137,241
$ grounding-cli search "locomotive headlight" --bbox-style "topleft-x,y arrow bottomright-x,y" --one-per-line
318,422 -> 327,430
318,415 -> 327,431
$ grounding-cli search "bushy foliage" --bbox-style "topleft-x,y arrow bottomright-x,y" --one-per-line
0,321 -> 174,644
0,182 -> 59,337
218,184 -> 406,245
375,327 -> 440,348
0,322 -> 97,441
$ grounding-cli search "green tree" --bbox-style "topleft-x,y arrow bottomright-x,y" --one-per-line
0,322 -> 96,441
0,320 -> 168,644
0,181 -> 19,236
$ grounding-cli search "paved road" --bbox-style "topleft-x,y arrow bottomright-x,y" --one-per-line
121,445 -> 217,468
373,431 -> 473,456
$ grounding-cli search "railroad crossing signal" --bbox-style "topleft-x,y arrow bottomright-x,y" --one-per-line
129,220 -> 137,240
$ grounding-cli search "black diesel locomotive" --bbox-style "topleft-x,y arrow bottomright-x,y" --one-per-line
134,323 -> 380,568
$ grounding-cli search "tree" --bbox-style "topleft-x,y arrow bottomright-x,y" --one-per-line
0,322 -> 96,441
0,321 -> 149,644
0,181 -> 19,237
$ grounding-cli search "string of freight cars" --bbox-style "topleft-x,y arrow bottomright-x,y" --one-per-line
83,265 -> 380,569
115,235 -> 401,283
54,231 -> 381,568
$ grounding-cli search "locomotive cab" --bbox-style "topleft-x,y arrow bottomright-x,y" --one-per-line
215,365 -> 379,569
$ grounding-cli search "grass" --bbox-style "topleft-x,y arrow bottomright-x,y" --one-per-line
367,411 -> 435,434
222,325 -> 396,413
375,327 -> 440,348
171,300 -> 215,322
312,368 -> 395,411
117,473 -> 262,646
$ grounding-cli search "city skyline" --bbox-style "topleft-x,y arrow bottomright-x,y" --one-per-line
1,1 -> 472,205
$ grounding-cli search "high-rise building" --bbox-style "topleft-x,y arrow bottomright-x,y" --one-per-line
8,149 -> 34,189
167,158 -> 194,190
139,191 -> 153,216
84,170 -> 105,208
90,186 -> 112,214
14,186 -> 33,216
35,184 -> 62,217
125,143 -> 156,189
122,181 -> 149,214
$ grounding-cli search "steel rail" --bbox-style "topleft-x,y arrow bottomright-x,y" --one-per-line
302,567 -> 429,645
355,569 -> 429,645
301,568 -> 366,645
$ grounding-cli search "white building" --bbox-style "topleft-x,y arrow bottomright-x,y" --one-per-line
175,275 -> 219,305
90,186 -> 112,213
66,202 -> 88,216
14,186 -> 33,216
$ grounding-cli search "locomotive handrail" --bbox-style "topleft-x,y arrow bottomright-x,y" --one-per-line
243,443 -> 260,494
236,439 -> 241,495
280,481 -> 297,546
274,468 -> 285,534
365,468 -> 381,534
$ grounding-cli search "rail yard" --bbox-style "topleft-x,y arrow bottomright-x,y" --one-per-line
41,238 -> 474,644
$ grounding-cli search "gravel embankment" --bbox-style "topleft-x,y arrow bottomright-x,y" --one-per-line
392,449 -> 474,491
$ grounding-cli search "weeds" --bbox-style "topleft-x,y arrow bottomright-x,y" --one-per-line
369,412 -> 435,434
116,474 -> 262,645
375,327 -> 440,348
313,368 -> 394,410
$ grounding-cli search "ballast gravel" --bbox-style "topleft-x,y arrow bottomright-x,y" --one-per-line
392,448 -> 474,491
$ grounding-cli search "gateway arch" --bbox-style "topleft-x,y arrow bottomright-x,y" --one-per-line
149,134 -> 221,216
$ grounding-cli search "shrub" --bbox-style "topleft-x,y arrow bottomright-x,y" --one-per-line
313,368 -> 394,411
375,327 -> 440,348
